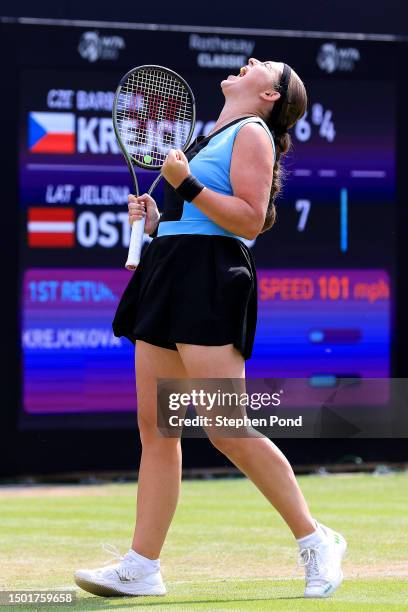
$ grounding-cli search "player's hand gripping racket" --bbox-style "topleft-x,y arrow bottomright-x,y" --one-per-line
112,65 -> 196,270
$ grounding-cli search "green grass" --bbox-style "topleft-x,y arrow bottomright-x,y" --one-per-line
0,474 -> 407,610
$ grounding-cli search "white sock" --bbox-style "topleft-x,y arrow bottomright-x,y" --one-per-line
297,520 -> 326,549
126,548 -> 160,569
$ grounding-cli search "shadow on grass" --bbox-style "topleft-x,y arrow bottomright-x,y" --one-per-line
75,595 -> 304,609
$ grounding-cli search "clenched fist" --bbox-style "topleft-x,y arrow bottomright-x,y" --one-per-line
161,149 -> 190,188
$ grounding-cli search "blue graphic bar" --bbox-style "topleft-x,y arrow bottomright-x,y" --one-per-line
309,375 -> 337,387
340,188 -> 348,252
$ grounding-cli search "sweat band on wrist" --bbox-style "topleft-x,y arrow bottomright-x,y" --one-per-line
175,175 -> 205,202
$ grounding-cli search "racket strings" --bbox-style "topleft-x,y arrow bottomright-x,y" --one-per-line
115,68 -> 194,167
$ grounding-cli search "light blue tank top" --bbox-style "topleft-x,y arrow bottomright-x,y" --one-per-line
157,117 -> 275,241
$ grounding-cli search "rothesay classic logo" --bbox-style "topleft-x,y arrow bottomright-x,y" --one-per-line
78,31 -> 125,63
317,42 -> 360,73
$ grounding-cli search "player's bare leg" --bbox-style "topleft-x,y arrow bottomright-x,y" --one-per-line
176,342 -> 346,598
176,342 -> 315,538
132,341 -> 188,559
75,340 -> 188,597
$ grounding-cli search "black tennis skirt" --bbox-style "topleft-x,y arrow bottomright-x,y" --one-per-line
112,234 -> 258,360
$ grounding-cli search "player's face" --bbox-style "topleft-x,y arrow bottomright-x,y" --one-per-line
221,58 -> 282,99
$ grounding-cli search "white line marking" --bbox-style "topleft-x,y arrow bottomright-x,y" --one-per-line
318,169 -> 337,177
294,169 -> 312,177
169,576 -> 303,585
11,17 -> 403,42
51,586 -> 78,591
27,164 -> 129,173
351,170 -> 386,178
25,164 -> 387,180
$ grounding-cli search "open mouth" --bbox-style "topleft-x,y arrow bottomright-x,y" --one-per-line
226,67 -> 248,82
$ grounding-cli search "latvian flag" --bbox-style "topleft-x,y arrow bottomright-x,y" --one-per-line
27,207 -> 75,248
28,112 -> 75,154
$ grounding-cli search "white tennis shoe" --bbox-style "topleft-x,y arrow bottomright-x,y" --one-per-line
74,545 -> 166,597
298,523 -> 347,598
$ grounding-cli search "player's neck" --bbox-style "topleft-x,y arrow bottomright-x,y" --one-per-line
211,103 -> 259,135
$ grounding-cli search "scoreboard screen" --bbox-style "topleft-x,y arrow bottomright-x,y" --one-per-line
14,23 -> 397,424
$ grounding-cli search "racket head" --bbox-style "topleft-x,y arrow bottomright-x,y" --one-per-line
112,65 -> 196,170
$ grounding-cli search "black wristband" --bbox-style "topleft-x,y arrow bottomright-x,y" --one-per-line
175,174 -> 205,202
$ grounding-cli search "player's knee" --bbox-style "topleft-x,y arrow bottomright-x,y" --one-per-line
209,435 -> 246,456
138,413 -> 180,450
138,414 -> 160,444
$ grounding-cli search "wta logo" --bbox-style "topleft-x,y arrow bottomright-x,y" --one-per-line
78,31 -> 125,63
316,42 -> 360,73
28,112 -> 75,154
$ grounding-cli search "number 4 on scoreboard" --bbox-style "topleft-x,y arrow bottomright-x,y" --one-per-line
295,199 -> 311,232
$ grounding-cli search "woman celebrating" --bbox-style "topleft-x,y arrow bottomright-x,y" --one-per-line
75,58 -> 347,599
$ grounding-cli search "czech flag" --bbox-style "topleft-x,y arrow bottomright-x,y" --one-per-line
27,208 -> 75,248
28,112 -> 75,154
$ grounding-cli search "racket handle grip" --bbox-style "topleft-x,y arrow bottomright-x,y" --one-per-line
125,218 -> 146,271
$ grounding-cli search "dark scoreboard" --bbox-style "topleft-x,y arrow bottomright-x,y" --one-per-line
1,20 -> 401,425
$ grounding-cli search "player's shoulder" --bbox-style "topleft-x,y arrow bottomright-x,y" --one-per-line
235,120 -> 274,154
237,119 -> 272,140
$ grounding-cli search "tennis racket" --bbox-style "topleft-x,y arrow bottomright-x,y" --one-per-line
112,65 -> 196,270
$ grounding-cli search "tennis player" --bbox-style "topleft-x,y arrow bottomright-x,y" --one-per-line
75,58 -> 347,599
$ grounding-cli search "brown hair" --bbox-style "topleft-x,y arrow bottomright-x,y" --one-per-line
262,67 -> 308,232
